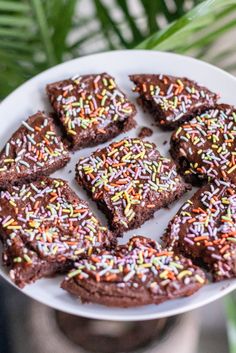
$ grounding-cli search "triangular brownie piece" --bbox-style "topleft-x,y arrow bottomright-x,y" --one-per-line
0,177 -> 114,287
163,179 -> 236,281
0,112 -> 70,188
46,73 -> 137,150
130,74 -> 218,129
76,138 -> 188,234
62,236 -> 205,307
170,104 -> 236,185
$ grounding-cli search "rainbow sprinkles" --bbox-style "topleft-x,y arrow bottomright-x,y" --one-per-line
62,236 -> 205,307
76,138 -> 187,233
0,177 -> 113,288
170,104 -> 236,185
0,111 -> 70,188
47,73 -> 136,149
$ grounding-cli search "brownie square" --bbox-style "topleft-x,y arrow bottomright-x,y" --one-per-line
163,179 -> 236,281
46,73 -> 137,150
130,74 -> 218,129
170,104 -> 236,185
0,111 -> 70,188
62,235 -> 205,307
76,138 -> 188,234
0,177 -> 114,287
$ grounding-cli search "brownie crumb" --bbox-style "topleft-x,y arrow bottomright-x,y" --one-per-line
138,127 -> 153,139
163,140 -> 167,145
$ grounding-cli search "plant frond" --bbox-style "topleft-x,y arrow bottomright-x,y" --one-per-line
225,295 -> 236,353
31,0 -> 57,66
137,0 -> 236,51
0,1 -> 30,12
0,0 -> 236,100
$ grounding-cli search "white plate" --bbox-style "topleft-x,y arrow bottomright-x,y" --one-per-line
0,50 -> 236,321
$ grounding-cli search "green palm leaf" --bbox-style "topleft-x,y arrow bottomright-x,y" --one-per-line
225,295 -> 236,353
31,0 -> 56,66
0,0 -> 236,100
137,0 -> 236,51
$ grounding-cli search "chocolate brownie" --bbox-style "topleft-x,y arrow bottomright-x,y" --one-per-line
0,177 -> 114,287
46,73 -> 137,150
130,74 -> 218,129
163,179 -> 236,281
170,104 -> 236,185
61,236 -> 205,307
76,138 -> 188,234
0,111 -> 70,189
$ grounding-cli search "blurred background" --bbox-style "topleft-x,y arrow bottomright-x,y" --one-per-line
1,0 -> 236,352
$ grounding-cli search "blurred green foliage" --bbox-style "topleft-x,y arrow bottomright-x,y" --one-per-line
0,0 -> 236,98
225,294 -> 236,353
